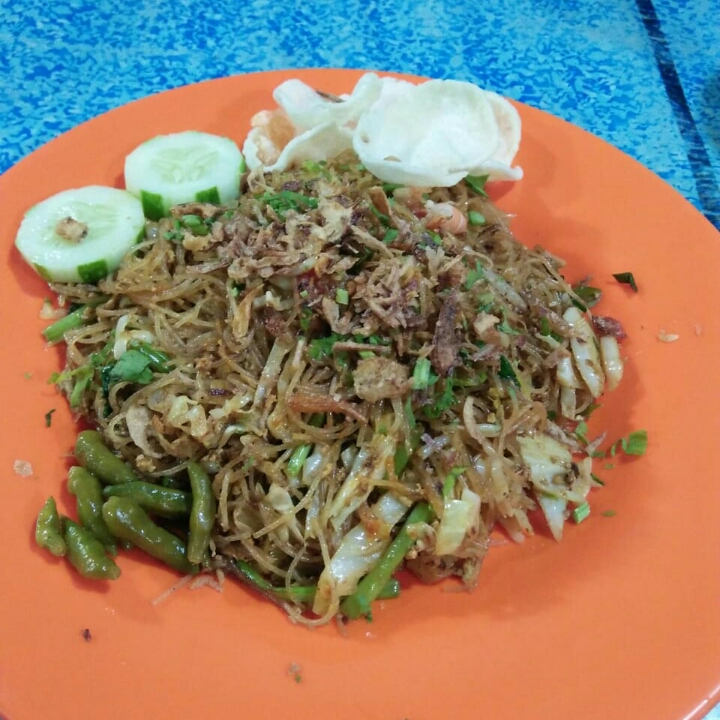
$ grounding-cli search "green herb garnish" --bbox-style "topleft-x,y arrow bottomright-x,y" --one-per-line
335,288 -> 349,305
612,272 -> 638,292
383,228 -> 399,244
44,409 -> 56,427
411,357 -> 438,390
260,190 -> 318,219
464,262 -> 485,290
572,283 -> 602,308
572,502 -> 590,524
498,356 -> 519,385
442,467 -> 467,499
465,174 -> 489,196
468,210 -> 486,226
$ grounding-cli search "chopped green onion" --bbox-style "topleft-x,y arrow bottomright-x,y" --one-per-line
381,182 -> 404,194
612,272 -> 638,292
308,333 -> 344,360
299,307 -> 312,332
370,206 -> 391,226
604,462 -> 615,469
464,261 -> 485,290
574,421 -> 589,443
572,502 -> 590,524
259,190 -> 318,219
572,283 -> 602,308
622,429 -> 648,456
287,444 -> 312,478
412,357 -> 437,390
590,472 -> 605,486
69,365 -> 94,407
358,350 -> 374,359
335,288 -> 349,305
442,467 -> 466,499
498,356 -> 519,385
465,174 -> 489,196
468,210 -> 486,226
496,316 -> 521,335
180,214 -> 209,236
299,289 -> 309,298
42,299 -> 105,344
428,231 -> 442,245
383,228 -> 399,244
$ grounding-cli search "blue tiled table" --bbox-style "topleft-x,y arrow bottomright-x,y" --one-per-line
0,0 -> 718,717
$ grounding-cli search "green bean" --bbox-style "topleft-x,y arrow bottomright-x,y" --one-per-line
232,560 -> 401,605
75,430 -> 138,485
35,496 -> 66,557
341,502 -> 434,620
67,466 -> 117,555
102,497 -> 197,575
187,462 -> 216,565
103,481 -> 192,517
63,518 -> 121,580
160,474 -> 189,490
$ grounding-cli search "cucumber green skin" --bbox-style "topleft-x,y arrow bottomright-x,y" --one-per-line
140,186 -> 222,220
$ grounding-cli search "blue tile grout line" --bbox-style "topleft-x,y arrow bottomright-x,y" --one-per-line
635,0 -> 720,229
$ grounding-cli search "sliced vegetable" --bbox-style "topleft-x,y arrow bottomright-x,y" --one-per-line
340,501 -> 434,619
15,186 -> 145,283
563,306 -> 606,398
435,486 -> 481,555
124,131 -> 244,220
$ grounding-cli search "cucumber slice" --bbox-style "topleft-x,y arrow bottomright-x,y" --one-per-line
124,131 -> 244,219
14,186 -> 145,284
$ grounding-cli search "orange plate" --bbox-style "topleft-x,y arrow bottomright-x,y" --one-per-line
0,69 -> 718,720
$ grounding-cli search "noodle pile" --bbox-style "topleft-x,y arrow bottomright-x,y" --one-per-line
52,152 -> 623,623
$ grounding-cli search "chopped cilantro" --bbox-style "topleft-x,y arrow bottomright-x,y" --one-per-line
307,334 -> 344,360
108,350 -> 155,385
423,375 -> 457,419
591,472 -> 605,486
612,272 -> 638,292
498,356 -> 519,385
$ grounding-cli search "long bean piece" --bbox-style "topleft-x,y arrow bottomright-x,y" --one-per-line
341,502 -> 434,619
